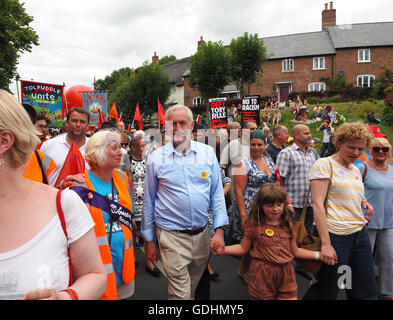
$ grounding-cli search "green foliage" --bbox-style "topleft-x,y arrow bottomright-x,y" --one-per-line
159,55 -> 177,65
382,84 -> 393,127
229,32 -> 267,96
188,41 -> 231,104
371,68 -> 393,99
320,75 -> 352,91
95,67 -> 132,94
0,0 -> 39,90
110,63 -> 171,123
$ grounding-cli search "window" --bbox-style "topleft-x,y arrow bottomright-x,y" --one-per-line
172,83 -> 177,93
358,49 -> 370,62
282,59 -> 294,72
308,82 -> 326,92
313,57 -> 325,70
357,75 -> 375,87
193,97 -> 204,106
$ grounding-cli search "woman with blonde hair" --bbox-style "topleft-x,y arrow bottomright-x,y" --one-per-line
358,137 -> 393,300
0,89 -> 106,300
72,129 -> 136,299
304,122 -> 378,300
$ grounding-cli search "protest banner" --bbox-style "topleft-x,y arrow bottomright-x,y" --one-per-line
21,80 -> 64,127
82,91 -> 108,125
241,95 -> 260,125
209,97 -> 228,128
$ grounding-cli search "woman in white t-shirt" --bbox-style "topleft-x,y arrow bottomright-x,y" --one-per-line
0,90 -> 106,300
303,122 -> 378,300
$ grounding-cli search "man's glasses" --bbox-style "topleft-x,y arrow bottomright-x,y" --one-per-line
121,143 -> 129,147
372,146 -> 390,153
36,125 -> 48,129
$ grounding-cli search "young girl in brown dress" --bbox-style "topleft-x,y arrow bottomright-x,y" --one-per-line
221,183 -> 324,300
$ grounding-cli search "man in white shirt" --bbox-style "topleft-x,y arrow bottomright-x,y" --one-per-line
41,107 -> 90,187
220,121 -> 255,203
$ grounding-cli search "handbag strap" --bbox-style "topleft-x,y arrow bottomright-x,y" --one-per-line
56,190 -> 73,286
34,149 -> 49,185
299,158 -> 333,224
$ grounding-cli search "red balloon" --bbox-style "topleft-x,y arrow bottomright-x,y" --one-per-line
64,85 -> 92,109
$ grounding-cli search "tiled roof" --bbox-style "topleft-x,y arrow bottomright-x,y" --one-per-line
262,31 -> 335,59
327,22 -> 393,48
262,22 -> 393,59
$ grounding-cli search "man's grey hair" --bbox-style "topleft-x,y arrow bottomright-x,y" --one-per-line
166,104 -> 193,123
272,125 -> 285,137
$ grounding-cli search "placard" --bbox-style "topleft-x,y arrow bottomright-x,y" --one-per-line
209,97 -> 228,128
241,95 -> 260,125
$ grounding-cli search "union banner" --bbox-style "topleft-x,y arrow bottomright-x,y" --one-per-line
82,91 -> 108,125
21,80 -> 64,127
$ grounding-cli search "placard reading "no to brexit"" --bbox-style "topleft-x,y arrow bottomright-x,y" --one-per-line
209,97 -> 228,128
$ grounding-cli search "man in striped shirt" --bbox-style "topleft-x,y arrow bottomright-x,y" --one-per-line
276,124 -> 317,233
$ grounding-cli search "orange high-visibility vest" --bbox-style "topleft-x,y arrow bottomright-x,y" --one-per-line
24,150 -> 56,183
76,169 -> 135,300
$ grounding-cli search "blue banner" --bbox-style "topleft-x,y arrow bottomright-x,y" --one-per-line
82,91 -> 108,125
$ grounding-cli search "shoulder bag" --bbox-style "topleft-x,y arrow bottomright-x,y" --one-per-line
292,159 -> 333,273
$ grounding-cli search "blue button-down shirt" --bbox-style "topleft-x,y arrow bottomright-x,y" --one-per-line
141,140 -> 229,242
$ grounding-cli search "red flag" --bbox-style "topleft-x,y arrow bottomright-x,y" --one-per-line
157,98 -> 166,126
133,101 -> 143,130
119,112 -> 123,122
196,115 -> 201,125
98,109 -> 107,129
55,142 -> 85,187
109,102 -> 119,122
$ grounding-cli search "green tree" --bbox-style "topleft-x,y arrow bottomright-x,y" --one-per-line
188,40 -> 231,113
159,55 -> 176,65
94,67 -> 132,94
229,32 -> 267,96
110,62 -> 171,125
0,0 -> 39,90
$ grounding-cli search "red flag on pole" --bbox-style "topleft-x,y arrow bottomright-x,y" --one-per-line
109,102 -> 119,122
196,114 -> 201,125
157,98 -> 166,126
98,109 -> 107,129
133,101 -> 143,130
55,142 -> 85,187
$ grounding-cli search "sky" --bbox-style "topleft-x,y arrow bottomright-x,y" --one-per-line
10,0 -> 393,97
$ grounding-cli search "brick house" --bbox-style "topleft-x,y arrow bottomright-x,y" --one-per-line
162,2 -> 393,108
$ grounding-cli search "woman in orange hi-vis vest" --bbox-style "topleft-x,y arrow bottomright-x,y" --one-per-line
72,129 -> 135,300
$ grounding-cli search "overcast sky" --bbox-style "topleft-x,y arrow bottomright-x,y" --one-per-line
10,0 -> 393,97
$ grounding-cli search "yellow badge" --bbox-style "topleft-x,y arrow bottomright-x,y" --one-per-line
201,171 -> 208,179
265,229 -> 274,237
391,176 -> 393,181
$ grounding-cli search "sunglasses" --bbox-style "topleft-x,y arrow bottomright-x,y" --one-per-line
121,143 -> 129,147
372,146 -> 390,153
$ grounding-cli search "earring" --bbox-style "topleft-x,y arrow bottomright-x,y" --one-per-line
0,154 -> 4,166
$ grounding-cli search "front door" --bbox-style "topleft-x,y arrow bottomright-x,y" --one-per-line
278,85 -> 290,101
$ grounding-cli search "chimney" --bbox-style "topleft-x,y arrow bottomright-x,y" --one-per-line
197,36 -> 205,50
152,51 -> 159,65
322,2 -> 336,31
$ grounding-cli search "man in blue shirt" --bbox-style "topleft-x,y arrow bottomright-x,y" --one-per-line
141,104 -> 229,300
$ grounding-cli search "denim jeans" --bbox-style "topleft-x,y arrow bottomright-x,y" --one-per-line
303,227 -> 378,300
